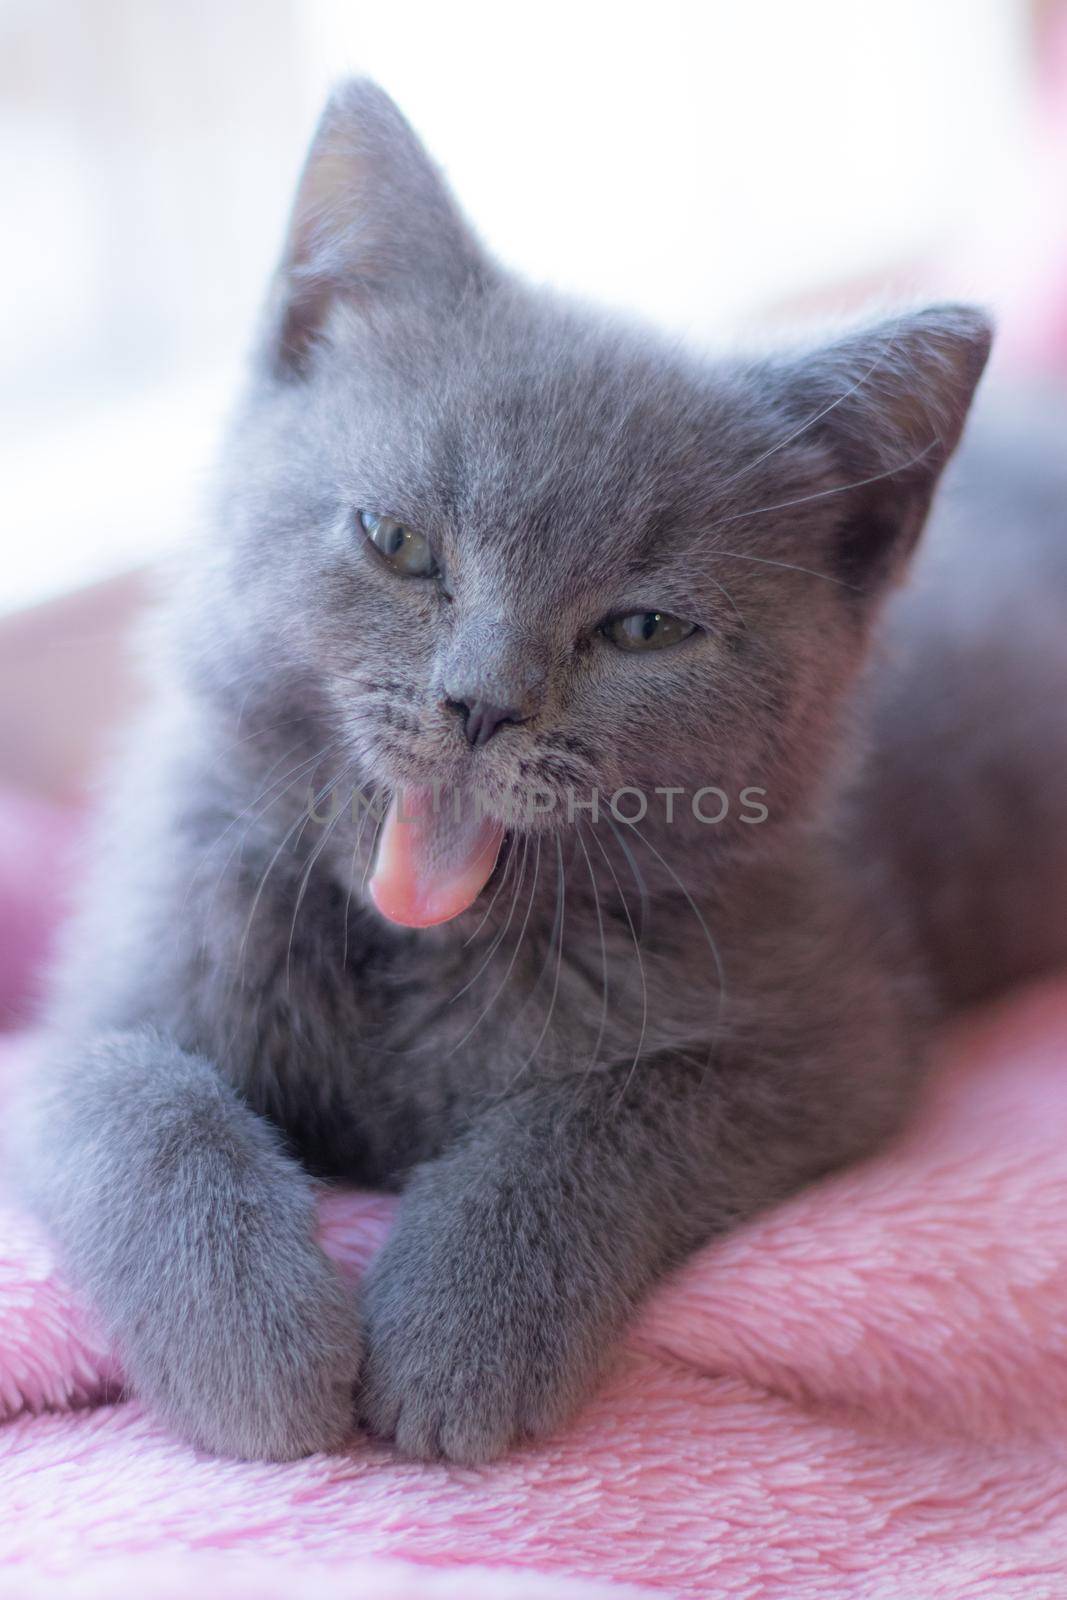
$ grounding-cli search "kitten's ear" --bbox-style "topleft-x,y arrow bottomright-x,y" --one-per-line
261,79 -> 489,379
779,305 -> 993,588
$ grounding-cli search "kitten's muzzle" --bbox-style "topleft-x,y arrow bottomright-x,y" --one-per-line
445,698 -> 527,748
435,617 -> 550,747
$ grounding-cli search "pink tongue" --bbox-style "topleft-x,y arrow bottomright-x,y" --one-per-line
369,787 -> 505,929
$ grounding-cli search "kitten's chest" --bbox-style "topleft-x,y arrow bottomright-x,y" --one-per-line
194,829 -> 722,1183
339,900 -> 618,1081
337,892 -> 707,1103
229,894 -> 669,1182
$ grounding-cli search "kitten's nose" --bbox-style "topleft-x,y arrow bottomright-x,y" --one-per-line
446,698 -> 523,748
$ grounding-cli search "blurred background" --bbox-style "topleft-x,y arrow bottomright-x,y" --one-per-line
4,0 -> 1065,616
0,0 -> 1065,1011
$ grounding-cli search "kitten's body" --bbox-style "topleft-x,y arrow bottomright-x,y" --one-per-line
863,394 -> 1067,1004
19,83 -> 1067,1463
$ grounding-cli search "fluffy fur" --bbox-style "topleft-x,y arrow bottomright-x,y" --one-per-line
15,81 -> 1067,1463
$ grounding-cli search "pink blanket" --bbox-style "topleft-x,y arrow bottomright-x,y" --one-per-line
4,966 -> 1067,1596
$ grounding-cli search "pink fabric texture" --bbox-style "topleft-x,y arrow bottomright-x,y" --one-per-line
0,789 -> 76,1033
4,956 -> 1067,1595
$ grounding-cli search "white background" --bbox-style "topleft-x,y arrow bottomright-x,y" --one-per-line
0,0 -> 1030,613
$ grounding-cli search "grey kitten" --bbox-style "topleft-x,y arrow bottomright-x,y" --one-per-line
17,81 -> 1067,1464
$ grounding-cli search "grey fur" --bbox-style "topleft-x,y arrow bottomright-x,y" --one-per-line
16,81 -> 1067,1463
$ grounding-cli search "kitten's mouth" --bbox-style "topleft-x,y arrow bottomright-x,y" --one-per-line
368,785 -> 505,928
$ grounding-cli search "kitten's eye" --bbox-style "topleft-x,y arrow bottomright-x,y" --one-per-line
358,511 -> 437,578
602,611 -> 698,652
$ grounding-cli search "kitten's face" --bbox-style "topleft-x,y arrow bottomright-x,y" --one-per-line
233,290 -> 867,832
208,79 -> 989,911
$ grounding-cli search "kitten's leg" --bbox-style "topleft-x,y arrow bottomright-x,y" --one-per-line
19,1025 -> 359,1460
359,1055 -> 903,1464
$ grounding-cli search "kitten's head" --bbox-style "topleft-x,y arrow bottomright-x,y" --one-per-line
208,80 -> 990,925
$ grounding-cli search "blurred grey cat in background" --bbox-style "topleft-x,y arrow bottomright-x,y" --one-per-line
17,81 -> 1067,1463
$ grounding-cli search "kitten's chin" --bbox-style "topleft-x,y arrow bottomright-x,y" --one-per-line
368,786 -> 505,928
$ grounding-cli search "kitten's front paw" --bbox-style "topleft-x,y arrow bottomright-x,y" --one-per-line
129,1238 -> 361,1462
359,1241 -> 578,1464
359,1326 -> 525,1464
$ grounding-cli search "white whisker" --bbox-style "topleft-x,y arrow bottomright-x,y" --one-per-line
286,768 -> 356,990
717,340 -> 899,491
575,821 -> 609,1076
625,818 -> 727,1059
446,833 -> 538,1059
588,822 -> 648,1090
707,438 -> 941,544
505,834 -> 566,1088
341,785 -> 384,969
448,837 -> 528,1005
